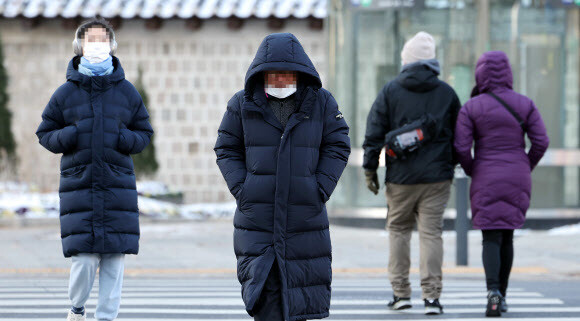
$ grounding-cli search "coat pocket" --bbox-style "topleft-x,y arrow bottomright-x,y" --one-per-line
104,163 -> 136,190
60,164 -> 87,177
107,163 -> 135,176
59,164 -> 90,193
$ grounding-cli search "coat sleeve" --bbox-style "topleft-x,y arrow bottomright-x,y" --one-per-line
36,92 -> 78,154
316,93 -> 351,203
362,85 -> 389,171
214,93 -> 247,198
118,98 -> 154,155
525,101 -> 549,170
453,104 -> 475,176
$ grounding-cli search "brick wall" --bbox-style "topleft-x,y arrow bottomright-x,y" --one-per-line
0,18 -> 327,203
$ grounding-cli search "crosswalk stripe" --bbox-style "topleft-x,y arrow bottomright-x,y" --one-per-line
0,288 -> 525,293
2,306 -> 580,314
0,278 -> 494,288
0,291 -> 545,299
0,286 -> 517,292
1,319 -> 580,321
0,297 -> 565,306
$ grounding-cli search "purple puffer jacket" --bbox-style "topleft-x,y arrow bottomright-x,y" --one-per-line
454,51 -> 549,230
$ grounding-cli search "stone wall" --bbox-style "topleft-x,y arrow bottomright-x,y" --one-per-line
0,18 -> 328,203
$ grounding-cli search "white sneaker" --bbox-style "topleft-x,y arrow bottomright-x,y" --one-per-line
67,310 -> 85,321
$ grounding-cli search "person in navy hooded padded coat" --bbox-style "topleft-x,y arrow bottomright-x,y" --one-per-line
36,18 -> 153,321
214,33 -> 351,321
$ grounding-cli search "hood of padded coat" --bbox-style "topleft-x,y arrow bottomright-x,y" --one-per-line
244,33 -> 322,93
66,55 -> 126,87
397,61 -> 440,93
475,51 -> 513,94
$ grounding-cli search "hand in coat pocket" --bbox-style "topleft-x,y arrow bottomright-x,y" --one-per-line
318,184 -> 329,203
234,181 -> 246,201
116,119 -> 152,155
117,129 -> 132,154
61,125 -> 79,153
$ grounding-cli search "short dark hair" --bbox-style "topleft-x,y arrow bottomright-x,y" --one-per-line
76,17 -> 115,41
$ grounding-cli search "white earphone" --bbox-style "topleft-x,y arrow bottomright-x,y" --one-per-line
72,18 -> 117,56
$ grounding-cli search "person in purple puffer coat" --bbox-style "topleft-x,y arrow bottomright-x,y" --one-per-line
454,51 -> 549,317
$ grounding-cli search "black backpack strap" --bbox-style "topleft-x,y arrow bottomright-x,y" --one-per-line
485,92 -> 526,131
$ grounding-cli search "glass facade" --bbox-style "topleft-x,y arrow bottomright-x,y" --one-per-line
326,0 -> 580,216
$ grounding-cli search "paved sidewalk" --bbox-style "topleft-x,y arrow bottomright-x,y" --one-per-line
0,220 -> 578,278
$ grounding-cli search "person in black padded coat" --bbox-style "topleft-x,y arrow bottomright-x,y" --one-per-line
36,18 -> 153,321
215,33 -> 351,321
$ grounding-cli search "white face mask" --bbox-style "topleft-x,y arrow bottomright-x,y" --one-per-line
83,42 -> 111,64
265,86 -> 297,99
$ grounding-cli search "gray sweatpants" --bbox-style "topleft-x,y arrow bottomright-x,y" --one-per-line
69,253 -> 125,321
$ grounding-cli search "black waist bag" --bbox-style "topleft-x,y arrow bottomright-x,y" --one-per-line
384,114 -> 437,160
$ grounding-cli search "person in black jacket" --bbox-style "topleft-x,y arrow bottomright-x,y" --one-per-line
36,18 -> 153,321
362,31 -> 460,315
215,33 -> 350,321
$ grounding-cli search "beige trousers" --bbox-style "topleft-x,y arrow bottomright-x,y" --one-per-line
386,180 -> 451,299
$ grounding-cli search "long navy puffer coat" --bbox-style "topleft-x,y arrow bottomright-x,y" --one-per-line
36,56 -> 153,258
214,33 -> 351,321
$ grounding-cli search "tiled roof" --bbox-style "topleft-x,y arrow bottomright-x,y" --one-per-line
0,0 -> 327,19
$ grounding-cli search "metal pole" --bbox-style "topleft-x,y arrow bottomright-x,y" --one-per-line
475,0 -> 490,57
455,172 -> 469,266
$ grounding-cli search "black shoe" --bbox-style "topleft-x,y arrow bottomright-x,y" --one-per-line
486,289 -> 502,317
388,295 -> 412,310
424,298 -> 443,315
500,297 -> 508,313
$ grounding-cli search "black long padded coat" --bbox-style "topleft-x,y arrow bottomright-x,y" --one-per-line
214,33 -> 351,321
36,56 -> 153,258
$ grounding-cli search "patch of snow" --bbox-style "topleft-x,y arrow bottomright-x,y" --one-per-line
0,192 -> 59,219
136,180 -> 180,196
0,189 -> 234,221
514,229 -> 531,236
548,223 -> 580,235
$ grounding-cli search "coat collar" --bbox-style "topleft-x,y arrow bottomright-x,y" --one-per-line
66,56 -> 125,91
243,81 -> 317,115
242,81 -> 318,133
